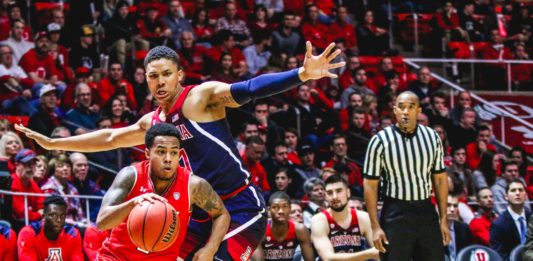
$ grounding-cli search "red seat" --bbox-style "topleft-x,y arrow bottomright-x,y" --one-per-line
137,2 -> 168,17
448,41 -> 472,59
34,2 -> 70,12
511,64 -> 533,83
0,115 -> 29,126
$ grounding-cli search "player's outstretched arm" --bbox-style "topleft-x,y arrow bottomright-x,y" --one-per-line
190,175 -> 230,261
192,41 -> 346,111
294,222 -> 315,261
96,166 -> 167,231
311,213 -> 379,261
14,112 -> 152,152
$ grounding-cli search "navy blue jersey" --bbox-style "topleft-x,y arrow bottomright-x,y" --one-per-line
151,85 -> 250,198
323,208 -> 364,254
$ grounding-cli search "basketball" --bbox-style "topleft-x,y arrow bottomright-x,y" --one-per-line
127,200 -> 180,252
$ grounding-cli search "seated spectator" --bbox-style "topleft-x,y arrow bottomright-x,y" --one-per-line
479,29 -> 513,90
324,134 -> 363,188
0,131 -> 23,173
339,92 -> 370,132
447,147 -> 476,198
290,200 -> 304,224
241,136 -> 270,193
34,155 -> 49,186
435,1 -> 463,43
492,160 -> 530,215
61,66 -> 101,110
339,55 -> 360,89
458,1 -> 487,42
252,100 -> 284,149
4,2 -> 31,41
346,108 -> 372,163
130,66 -> 149,106
243,29 -> 272,76
18,31 -> 65,99
211,52 -> 241,83
101,94 -> 134,129
490,179 -> 530,260
271,11 -> 304,57
356,10 -> 389,56
417,112 -> 430,126
0,44 -> 32,102
0,19 -> 33,64
161,0 -> 193,49
97,62 -> 137,110
41,154 -> 86,226
328,5 -> 357,54
409,66 -> 438,107
284,128 -> 301,166
137,7 -> 172,48
191,9 -> 215,46
47,24 -> 72,85
424,92 -> 453,131
340,67 -> 375,109
272,168 -> 302,200
247,4 -> 276,33
255,0 -> 283,19
470,187 -> 497,245
10,149 -> 44,222
466,125 -> 497,171
448,108 -> 477,149
69,25 -> 100,73
17,195 -> 84,260
295,142 -> 321,181
27,85 -> 62,138
445,194 -> 473,260
206,30 -> 247,78
104,1 -> 149,66
48,126 -> 71,159
302,177 -> 326,228
177,31 -> 209,85
301,4 -> 329,51
70,153 -> 104,222
215,2 -> 251,47
450,91 -> 473,125
64,83 -> 100,135
0,220 -> 16,260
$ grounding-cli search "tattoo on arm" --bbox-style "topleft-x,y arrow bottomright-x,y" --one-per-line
192,177 -> 225,216
102,167 -> 135,208
219,94 -> 236,105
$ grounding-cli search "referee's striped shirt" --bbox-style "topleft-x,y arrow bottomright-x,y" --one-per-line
363,124 -> 446,201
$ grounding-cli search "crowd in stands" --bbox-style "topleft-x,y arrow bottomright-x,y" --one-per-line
0,0 -> 531,260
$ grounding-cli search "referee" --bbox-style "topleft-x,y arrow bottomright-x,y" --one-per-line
363,91 -> 450,261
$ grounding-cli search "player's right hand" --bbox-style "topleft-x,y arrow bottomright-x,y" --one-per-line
131,193 -> 168,206
14,124 -> 52,149
372,227 -> 389,253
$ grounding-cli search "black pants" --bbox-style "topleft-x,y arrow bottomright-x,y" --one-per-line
380,197 -> 444,261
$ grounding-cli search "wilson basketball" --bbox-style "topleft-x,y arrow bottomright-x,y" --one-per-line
127,200 -> 180,252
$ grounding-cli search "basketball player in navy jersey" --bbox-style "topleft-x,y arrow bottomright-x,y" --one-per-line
311,175 -> 379,260
253,191 -> 314,261
16,41 -> 345,260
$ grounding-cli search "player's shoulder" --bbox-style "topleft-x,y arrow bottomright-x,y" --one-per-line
62,224 -> 81,239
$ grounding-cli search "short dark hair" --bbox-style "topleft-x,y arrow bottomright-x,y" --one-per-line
476,187 -> 491,200
501,160 -> 519,173
477,125 -> 491,136
269,191 -> 291,205
505,178 -> 526,193
431,91 -> 446,104
331,133 -> 346,145
324,174 -> 349,188
352,107 -> 366,116
144,46 -> 180,67
242,119 -> 260,132
451,146 -> 465,155
245,136 -> 264,146
252,29 -> 271,45
145,123 -> 181,149
44,195 -> 67,211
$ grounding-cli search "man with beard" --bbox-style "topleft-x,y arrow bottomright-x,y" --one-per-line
469,187 -> 497,245
364,91 -> 450,260
311,175 -> 379,260
253,192 -> 314,260
17,195 -> 84,260
97,62 -> 137,109
340,67 -> 374,108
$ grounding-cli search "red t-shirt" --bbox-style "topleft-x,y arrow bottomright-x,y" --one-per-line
301,21 -> 329,50
18,49 -> 58,80
328,22 -> 357,49
10,173 -> 44,221
465,142 -> 497,171
469,213 -> 496,246
242,154 -> 271,192
324,158 -> 363,186
97,78 -> 138,110
97,161 -> 192,260
17,222 -> 84,261
178,45 -> 209,82
206,45 -> 245,68
0,224 -> 16,261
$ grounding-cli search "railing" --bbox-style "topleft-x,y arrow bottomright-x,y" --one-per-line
404,58 -> 533,92
0,189 -> 104,227
404,59 -> 533,148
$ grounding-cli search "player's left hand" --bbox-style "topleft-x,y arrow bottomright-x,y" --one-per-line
440,221 -> 451,246
299,41 -> 346,81
191,246 -> 216,261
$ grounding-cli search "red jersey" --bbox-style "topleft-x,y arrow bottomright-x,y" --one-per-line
97,161 -> 192,260
17,222 -> 84,261
0,223 -> 16,261
83,225 -> 110,261
323,208 -> 363,254
18,49 -> 58,80
10,173 -> 44,221
263,220 -> 299,261
97,77 -> 138,109
242,154 -> 271,192
301,21 -> 329,50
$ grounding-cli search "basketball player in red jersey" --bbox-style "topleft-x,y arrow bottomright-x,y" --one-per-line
96,123 -> 230,260
17,195 -> 84,261
16,41 -> 344,260
311,175 -> 379,260
253,191 -> 314,261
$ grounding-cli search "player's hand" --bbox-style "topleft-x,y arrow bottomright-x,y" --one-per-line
372,227 -> 389,253
366,247 -> 380,260
299,41 -> 346,81
191,246 -> 216,261
131,193 -> 167,206
440,221 -> 451,246
14,124 -> 53,149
